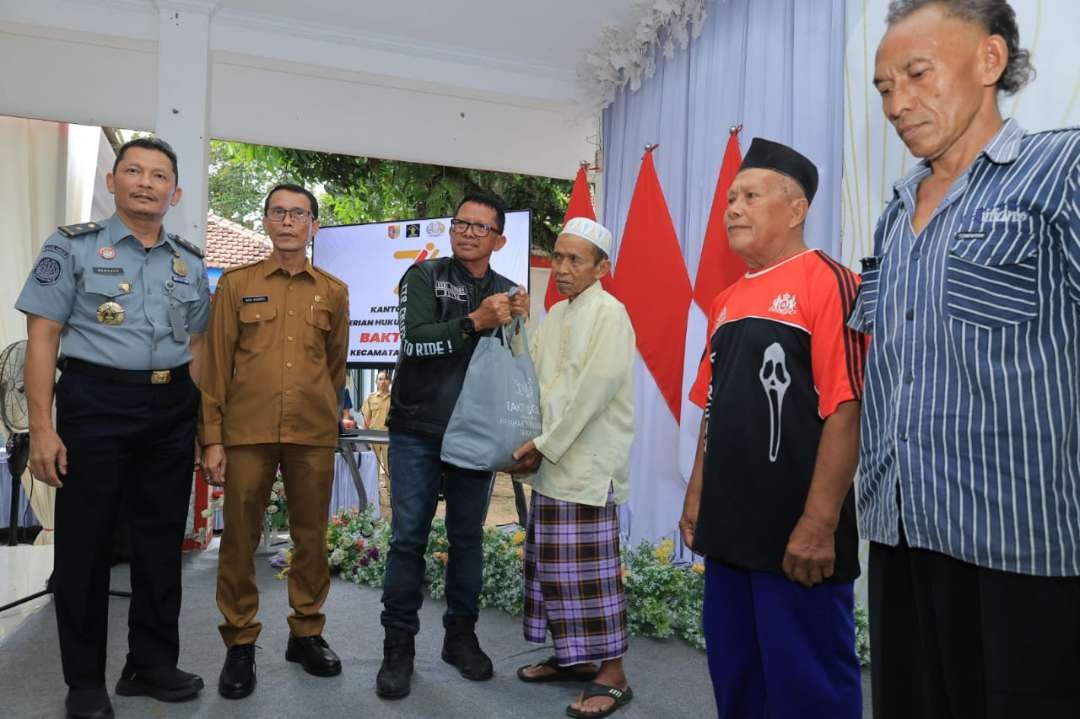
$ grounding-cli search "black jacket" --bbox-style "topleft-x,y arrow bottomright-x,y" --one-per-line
388,256 -> 515,437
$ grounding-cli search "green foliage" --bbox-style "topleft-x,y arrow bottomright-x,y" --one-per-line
855,600 -> 871,666
207,140 -> 573,252
621,538 -> 705,649
206,141 -> 285,229
326,507 -> 390,587
265,474 -> 289,531
275,506 -> 873,665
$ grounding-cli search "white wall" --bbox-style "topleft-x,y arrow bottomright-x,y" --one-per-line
0,1 -> 596,182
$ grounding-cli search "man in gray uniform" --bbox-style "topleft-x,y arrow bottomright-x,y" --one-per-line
16,137 -> 209,719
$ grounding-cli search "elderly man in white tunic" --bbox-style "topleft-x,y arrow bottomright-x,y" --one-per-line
510,217 -> 636,719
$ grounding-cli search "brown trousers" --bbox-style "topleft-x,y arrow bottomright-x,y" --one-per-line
216,443 -> 334,646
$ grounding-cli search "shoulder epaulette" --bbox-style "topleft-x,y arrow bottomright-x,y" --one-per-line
57,221 -> 104,238
222,259 -> 263,274
168,233 -> 205,258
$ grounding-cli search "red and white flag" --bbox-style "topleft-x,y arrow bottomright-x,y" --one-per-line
677,127 -> 745,484
693,128 -> 744,312
610,147 -> 693,421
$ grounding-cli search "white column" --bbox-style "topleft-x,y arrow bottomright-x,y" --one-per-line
154,1 -> 217,249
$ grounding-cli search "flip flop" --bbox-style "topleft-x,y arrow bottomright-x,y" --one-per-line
565,682 -> 633,718
516,656 -> 599,683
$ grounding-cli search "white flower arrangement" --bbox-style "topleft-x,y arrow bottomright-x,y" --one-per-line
578,0 -> 708,113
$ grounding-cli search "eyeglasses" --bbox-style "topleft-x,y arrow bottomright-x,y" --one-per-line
266,208 -> 314,223
449,218 -> 501,237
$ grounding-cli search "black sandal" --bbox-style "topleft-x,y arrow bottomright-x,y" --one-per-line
565,682 -> 633,718
516,656 -> 599,683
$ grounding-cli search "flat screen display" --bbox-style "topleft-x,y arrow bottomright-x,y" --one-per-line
313,210 -> 531,366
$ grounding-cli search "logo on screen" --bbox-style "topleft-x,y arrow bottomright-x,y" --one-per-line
387,225 -> 400,239
406,223 -> 420,238
393,243 -> 438,265
425,221 -> 446,237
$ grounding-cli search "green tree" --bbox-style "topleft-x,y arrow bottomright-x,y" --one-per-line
208,141 -> 573,253
205,141 -> 286,229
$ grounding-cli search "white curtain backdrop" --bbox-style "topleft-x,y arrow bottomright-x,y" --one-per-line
841,0 -> 1080,267
1,117 -> 100,544
601,0 -> 847,556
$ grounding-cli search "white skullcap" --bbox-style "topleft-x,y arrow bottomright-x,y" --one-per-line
560,217 -> 612,255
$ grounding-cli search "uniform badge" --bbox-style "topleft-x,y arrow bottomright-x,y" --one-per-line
314,295 -> 322,303
118,281 -> 132,294
32,257 -> 63,285
96,301 -> 125,325
98,246 -> 117,260
172,255 -> 188,277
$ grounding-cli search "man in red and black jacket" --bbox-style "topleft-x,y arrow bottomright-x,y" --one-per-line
680,139 -> 867,719
376,192 -> 528,700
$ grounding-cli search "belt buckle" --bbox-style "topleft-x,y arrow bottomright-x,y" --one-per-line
150,370 -> 171,385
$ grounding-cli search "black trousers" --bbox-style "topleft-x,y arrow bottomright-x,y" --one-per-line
54,369 -> 198,689
869,530 -> 1080,719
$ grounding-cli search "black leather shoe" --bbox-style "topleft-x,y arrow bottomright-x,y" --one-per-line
285,634 -> 342,677
375,628 -> 415,699
65,687 -> 113,719
441,616 -> 493,681
218,644 -> 256,700
114,664 -> 203,702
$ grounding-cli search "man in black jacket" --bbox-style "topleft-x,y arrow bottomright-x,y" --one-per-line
376,193 -> 529,699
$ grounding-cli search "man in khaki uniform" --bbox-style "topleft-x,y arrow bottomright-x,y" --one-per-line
361,369 -> 391,478
199,183 -> 349,700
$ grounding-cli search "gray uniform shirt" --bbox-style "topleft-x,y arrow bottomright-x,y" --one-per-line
15,213 -> 211,370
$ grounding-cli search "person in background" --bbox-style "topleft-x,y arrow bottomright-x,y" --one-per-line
361,369 -> 392,477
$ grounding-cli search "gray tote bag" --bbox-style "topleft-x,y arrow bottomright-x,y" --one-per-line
440,315 -> 542,472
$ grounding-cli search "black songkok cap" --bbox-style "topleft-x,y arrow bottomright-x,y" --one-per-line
739,137 -> 819,204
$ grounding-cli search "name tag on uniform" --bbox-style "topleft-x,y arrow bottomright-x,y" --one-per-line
93,266 -> 123,275
955,231 -> 987,241
168,304 -> 189,343
171,275 -> 191,285
242,295 -> 269,304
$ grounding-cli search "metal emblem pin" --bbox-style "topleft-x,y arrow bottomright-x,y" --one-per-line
99,246 -> 117,260
172,256 -> 188,277
118,281 -> 132,294
96,301 -> 125,325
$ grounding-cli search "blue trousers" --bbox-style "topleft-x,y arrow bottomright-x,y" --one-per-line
703,559 -> 862,719
380,430 -> 493,634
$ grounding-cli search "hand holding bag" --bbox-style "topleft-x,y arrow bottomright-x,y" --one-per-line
440,314 -> 542,472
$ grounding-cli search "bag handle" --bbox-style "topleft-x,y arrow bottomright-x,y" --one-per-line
493,288 -> 528,352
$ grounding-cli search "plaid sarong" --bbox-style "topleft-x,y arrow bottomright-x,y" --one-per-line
523,489 -> 628,665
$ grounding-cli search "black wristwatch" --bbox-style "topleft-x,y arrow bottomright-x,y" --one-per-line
460,316 -> 477,335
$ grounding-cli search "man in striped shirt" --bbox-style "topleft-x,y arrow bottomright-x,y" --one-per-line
855,2 -> 1080,717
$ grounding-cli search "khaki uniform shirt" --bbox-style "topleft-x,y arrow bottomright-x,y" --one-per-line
362,391 -> 391,430
199,255 -> 349,448
521,281 -> 636,507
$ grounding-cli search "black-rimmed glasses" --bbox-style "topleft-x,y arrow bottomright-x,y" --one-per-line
449,218 -> 501,237
266,208 -> 313,223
